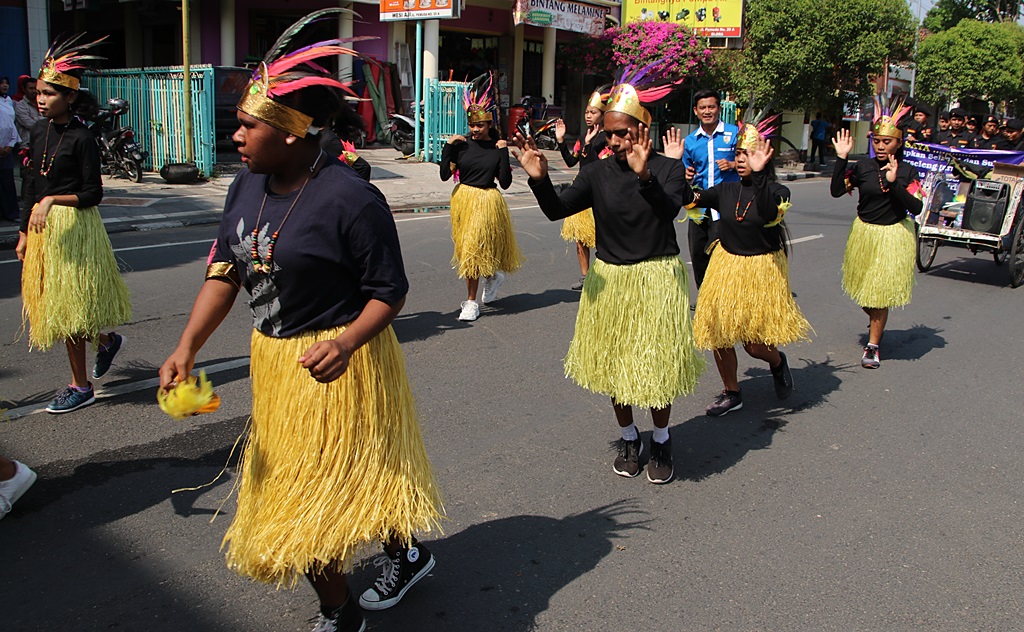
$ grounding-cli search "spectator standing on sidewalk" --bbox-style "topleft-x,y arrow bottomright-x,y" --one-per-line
679,89 -> 739,295
809,112 -> 829,165
18,35 -> 131,413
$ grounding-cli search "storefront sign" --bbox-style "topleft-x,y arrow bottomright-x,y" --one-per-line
380,0 -> 461,21
621,0 -> 744,38
513,0 -> 608,37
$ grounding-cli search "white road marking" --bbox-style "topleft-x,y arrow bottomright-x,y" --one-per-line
3,358 -> 251,420
789,234 -> 825,245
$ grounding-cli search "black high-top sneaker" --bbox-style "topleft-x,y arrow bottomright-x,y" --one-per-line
359,541 -> 436,611
310,594 -> 365,632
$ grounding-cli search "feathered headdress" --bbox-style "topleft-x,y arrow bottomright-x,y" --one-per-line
38,34 -> 108,91
872,94 -> 911,140
737,106 -> 781,151
238,8 -> 372,138
463,72 -> 495,124
606,64 -> 682,126
587,84 -> 612,111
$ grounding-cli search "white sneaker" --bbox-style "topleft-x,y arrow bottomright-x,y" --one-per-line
481,271 -> 505,304
458,300 -> 480,321
0,460 -> 37,519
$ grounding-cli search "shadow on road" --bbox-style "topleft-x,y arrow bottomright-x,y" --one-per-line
857,323 -> 945,361
353,501 -> 649,632
482,288 -> 579,317
919,254 -> 1015,287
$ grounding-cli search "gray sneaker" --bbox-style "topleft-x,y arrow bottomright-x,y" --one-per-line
646,437 -> 674,484
861,344 -> 880,369
706,390 -> 743,417
611,436 -> 644,478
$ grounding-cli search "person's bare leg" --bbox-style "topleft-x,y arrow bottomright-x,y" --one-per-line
307,567 -> 350,611
65,338 -> 90,388
0,455 -> 16,480
865,307 -> 888,346
612,399 -> 634,427
713,347 -> 740,392
466,277 -> 480,301
650,405 -> 671,429
744,342 -> 782,368
576,242 -> 590,277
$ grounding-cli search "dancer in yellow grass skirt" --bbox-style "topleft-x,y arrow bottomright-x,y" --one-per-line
18,34 -> 131,414
440,72 -> 522,322
159,11 -> 442,632
513,66 -> 704,485
554,86 -> 609,289
830,95 -> 923,369
689,116 -> 811,417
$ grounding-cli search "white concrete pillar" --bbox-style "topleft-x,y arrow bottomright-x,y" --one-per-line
220,0 -> 236,66
25,0 -> 49,74
424,20 -> 439,85
512,23 -> 524,103
541,27 -> 556,105
339,3 -> 355,81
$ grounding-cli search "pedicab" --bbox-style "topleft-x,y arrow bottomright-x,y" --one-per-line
915,160 -> 1024,288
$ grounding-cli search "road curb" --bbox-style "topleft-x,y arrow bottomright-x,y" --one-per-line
0,215 -> 224,251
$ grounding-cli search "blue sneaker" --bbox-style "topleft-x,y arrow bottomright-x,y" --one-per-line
46,384 -> 96,414
93,332 -> 125,379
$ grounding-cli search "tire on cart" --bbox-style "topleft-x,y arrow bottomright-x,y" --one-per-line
994,249 -> 1008,265
1010,218 -> 1024,288
917,232 -> 939,272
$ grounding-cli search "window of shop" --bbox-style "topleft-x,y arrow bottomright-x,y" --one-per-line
438,33 -> 499,82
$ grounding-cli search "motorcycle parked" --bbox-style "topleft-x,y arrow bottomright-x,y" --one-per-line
87,98 -> 149,183
515,96 -> 559,150
390,113 -> 416,156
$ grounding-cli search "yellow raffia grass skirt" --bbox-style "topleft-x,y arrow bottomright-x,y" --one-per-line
560,208 -> 596,248
21,205 -> 131,350
449,184 -> 523,279
694,247 -> 812,349
565,256 -> 704,409
224,325 -> 444,587
842,216 -> 916,308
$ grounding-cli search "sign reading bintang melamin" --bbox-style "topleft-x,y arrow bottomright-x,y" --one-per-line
621,0 -> 743,38
380,0 -> 462,21
513,0 -> 608,36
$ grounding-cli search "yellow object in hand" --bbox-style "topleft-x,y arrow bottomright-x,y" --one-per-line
157,370 -> 221,419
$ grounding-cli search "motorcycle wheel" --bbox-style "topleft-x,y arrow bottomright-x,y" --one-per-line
123,155 -> 143,183
392,133 -> 415,156
536,135 -> 558,151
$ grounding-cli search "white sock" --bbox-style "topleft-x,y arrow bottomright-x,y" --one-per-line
652,427 -> 670,444
620,424 -> 639,442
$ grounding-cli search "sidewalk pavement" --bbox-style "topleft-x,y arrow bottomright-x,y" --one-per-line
0,146 -> 840,250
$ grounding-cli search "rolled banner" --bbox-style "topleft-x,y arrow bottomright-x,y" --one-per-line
157,370 -> 221,419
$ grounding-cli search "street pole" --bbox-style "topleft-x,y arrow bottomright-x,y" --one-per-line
415,20 -> 422,160
182,0 -> 195,164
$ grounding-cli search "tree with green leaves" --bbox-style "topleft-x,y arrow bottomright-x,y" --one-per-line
923,0 -> 1022,33
728,0 -> 916,113
915,19 -> 1024,106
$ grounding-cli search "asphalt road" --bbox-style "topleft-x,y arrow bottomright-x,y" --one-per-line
2,180 -> 1023,631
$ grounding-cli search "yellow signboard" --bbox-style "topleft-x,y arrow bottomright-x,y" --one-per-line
621,0 -> 743,38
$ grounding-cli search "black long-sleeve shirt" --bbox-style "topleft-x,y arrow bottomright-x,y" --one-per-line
20,118 -> 103,232
558,131 -> 608,168
830,157 -> 922,226
692,171 -> 789,256
529,153 -> 686,265
439,139 -> 512,189
318,129 -> 372,181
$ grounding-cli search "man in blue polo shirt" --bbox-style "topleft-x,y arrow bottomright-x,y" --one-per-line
681,89 -> 739,290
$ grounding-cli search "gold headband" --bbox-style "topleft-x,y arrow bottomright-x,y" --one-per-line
466,105 -> 492,124
606,83 -> 651,126
736,125 -> 761,151
236,62 -> 314,138
587,91 -> 606,111
38,66 -> 80,91
872,118 -> 902,139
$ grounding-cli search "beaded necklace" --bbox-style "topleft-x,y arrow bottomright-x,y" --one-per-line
877,163 -> 891,194
38,121 -> 68,177
250,150 -> 324,274
735,187 -> 754,222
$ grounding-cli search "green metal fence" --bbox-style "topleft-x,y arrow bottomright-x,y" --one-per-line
722,100 -> 737,125
424,79 -> 469,164
82,65 -> 216,175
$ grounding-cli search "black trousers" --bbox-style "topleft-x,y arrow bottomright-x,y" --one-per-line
0,168 -> 19,221
688,218 -> 712,290
809,138 -> 826,164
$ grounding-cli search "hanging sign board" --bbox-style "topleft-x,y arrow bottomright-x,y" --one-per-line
513,0 -> 608,36
621,0 -> 744,38
380,0 -> 462,21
